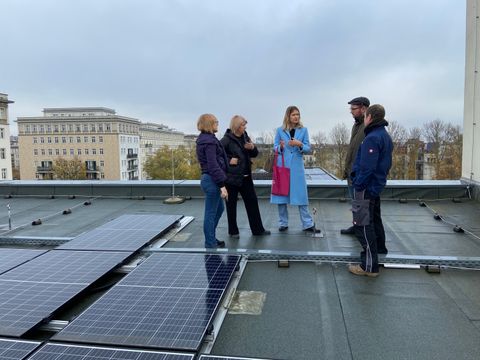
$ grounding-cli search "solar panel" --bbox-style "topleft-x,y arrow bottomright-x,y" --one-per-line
0,249 -> 46,275
57,214 -> 182,251
0,250 -> 132,337
0,338 -> 40,360
27,343 -> 194,360
54,254 -> 241,351
0,250 -> 130,284
0,280 -> 85,336
120,253 -> 240,289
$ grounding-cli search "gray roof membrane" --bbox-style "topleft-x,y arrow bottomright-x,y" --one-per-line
0,181 -> 479,359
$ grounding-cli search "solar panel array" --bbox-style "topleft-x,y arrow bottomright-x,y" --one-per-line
57,214 -> 182,251
55,253 -> 241,351
0,338 -> 40,360
0,250 -> 131,337
26,343 -> 194,360
0,249 -> 46,275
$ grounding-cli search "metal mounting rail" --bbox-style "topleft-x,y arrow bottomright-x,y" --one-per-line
149,247 -> 480,269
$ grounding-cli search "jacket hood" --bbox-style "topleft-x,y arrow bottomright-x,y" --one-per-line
224,129 -> 250,142
196,132 -> 218,145
365,119 -> 389,135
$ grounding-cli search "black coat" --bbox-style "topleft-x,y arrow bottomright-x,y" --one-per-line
220,130 -> 258,187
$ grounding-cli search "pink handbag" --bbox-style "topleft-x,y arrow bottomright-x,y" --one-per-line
271,150 -> 290,196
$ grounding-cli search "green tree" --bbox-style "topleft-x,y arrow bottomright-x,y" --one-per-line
144,145 -> 200,180
53,157 -> 86,180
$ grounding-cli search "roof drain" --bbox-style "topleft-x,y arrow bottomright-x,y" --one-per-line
32,219 -> 42,226
62,209 -> 72,215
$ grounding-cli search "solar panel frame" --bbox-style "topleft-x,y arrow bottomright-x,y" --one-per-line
0,338 -> 41,360
26,343 -> 194,360
54,254 -> 241,351
199,356 -> 276,360
57,214 -> 183,251
0,250 -> 130,284
0,249 -> 47,275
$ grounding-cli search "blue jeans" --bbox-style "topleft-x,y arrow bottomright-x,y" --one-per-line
201,174 -> 224,248
278,204 -> 314,229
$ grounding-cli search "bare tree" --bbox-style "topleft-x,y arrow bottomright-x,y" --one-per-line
438,123 -> 462,179
406,127 -> 423,179
52,157 -> 86,180
329,123 -> 350,178
388,120 -> 408,179
422,119 -> 447,179
311,130 -> 329,168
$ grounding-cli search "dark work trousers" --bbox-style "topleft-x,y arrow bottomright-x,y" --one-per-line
354,194 -> 386,273
225,175 -> 266,235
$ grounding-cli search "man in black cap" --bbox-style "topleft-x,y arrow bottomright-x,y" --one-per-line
340,96 -> 370,235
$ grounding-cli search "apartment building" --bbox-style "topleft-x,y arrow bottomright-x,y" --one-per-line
0,93 -> 13,180
17,107 -> 140,180
139,122 -> 185,178
10,136 -> 19,179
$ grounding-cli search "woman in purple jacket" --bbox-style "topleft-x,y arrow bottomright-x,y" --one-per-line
196,114 -> 229,248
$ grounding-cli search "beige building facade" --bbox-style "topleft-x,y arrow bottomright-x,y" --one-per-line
0,93 -> 13,180
17,107 -> 140,180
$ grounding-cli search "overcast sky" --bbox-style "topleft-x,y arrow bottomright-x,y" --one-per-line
2,0 -> 466,140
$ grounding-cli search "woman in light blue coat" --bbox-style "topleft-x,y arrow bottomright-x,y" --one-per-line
271,106 -> 320,233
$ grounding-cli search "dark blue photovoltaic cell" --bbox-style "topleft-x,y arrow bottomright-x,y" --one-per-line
0,249 -> 46,275
0,338 -> 40,360
57,214 -> 182,251
120,253 -> 240,289
27,343 -> 194,360
54,254 -> 241,351
0,280 -> 85,336
0,250 -> 129,284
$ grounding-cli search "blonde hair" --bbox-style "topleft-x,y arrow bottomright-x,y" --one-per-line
197,113 -> 217,133
282,105 -> 303,130
229,115 -> 247,135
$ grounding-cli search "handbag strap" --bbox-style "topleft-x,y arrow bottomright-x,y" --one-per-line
274,149 -> 285,168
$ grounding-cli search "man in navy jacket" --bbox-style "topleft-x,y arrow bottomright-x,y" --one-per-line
349,104 -> 393,277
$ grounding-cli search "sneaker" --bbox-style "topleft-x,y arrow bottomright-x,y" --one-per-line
303,226 -> 321,233
340,226 -> 355,235
348,264 -> 379,277
253,230 -> 271,236
216,240 -> 226,248
229,233 -> 240,239
279,226 -> 289,232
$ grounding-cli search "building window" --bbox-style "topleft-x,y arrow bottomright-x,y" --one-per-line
54,125 -> 59,133
34,149 -> 38,156
106,124 -> 111,132
0,148 -> 5,159
40,125 -> 44,133
47,137 -> 52,143
40,137 -> 45,143
1,128 -> 5,139
98,124 -> 104,132
99,148 -> 104,155
77,137 -> 81,143
54,137 -> 59,143
25,125 -> 30,133
92,148 -> 97,155
83,124 -> 88,132
99,136 -> 103,143
46,125 -> 51,132
91,136 -> 96,143
77,149 -> 82,155
100,160 -> 104,167
61,124 -> 66,132
32,125 -> 37,133
55,149 -> 60,155
33,137 -> 38,144
69,124 -> 74,132
101,172 -> 105,179
69,137 -> 74,143
70,149 -> 74,155
76,124 -> 81,132
85,148 -> 89,155
1,168 -> 6,179
62,137 -> 66,143
84,136 -> 88,143
41,149 -> 45,155
90,124 -> 96,132
63,149 -> 67,155
48,149 -> 53,155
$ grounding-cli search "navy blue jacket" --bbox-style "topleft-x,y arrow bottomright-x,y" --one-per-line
196,132 -> 228,187
351,120 -> 393,197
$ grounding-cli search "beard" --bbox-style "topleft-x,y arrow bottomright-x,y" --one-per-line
354,115 -> 364,123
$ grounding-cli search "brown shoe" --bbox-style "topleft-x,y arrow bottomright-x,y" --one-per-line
348,264 -> 379,277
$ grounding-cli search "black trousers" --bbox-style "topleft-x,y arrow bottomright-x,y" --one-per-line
354,194 -> 387,272
225,175 -> 266,235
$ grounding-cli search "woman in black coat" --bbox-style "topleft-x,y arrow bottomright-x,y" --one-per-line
220,115 -> 270,238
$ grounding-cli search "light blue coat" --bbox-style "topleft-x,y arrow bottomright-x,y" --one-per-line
270,126 -> 311,205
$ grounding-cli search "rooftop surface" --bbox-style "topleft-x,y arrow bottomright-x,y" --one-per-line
0,180 -> 479,360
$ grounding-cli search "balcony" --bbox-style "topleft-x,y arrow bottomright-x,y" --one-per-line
127,153 -> 138,159
127,164 -> 138,171
36,166 -> 53,173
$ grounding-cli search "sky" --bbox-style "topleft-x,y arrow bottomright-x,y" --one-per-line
1,0 -> 466,140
